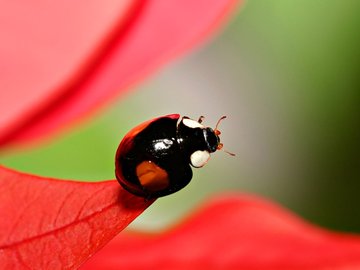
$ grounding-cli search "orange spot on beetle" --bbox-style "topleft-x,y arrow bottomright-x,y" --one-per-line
136,161 -> 169,192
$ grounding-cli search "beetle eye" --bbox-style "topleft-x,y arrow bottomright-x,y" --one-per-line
203,128 -> 219,153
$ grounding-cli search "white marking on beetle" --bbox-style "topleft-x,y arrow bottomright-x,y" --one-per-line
190,150 -> 210,168
183,118 -> 204,129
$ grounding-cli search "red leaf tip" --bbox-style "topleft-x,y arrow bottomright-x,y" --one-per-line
0,166 -> 154,269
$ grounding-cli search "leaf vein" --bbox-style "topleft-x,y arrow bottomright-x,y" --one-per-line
0,201 -> 118,250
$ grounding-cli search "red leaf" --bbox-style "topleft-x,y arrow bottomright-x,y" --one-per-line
83,194 -> 360,270
0,0 -> 241,148
0,166 -> 154,269
0,0 -> 139,147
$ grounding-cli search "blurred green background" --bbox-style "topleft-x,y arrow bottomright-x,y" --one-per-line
1,1 -> 360,232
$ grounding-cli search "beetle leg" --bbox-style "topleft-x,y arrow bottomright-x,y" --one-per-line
198,115 -> 205,123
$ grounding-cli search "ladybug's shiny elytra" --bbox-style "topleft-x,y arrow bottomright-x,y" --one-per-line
115,114 -> 232,199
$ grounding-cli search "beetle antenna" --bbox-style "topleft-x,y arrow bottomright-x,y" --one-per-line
215,117 -> 235,156
215,116 -> 227,130
217,142 -> 235,156
223,149 -> 236,156
214,116 -> 226,135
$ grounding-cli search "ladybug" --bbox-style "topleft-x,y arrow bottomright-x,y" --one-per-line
115,114 -> 233,199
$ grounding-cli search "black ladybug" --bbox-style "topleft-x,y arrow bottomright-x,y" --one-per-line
115,114 -> 233,198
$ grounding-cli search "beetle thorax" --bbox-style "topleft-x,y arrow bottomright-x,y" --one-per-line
177,117 -> 220,168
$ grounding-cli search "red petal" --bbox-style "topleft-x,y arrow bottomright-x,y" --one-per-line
0,166 -> 153,269
83,194 -> 360,270
0,0 -> 139,146
0,0 -> 241,148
